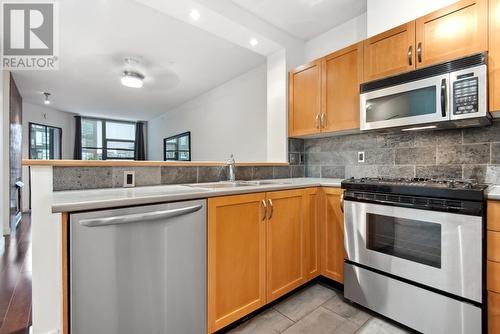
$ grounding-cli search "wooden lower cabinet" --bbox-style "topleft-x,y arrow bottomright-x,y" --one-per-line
207,193 -> 267,333
266,189 -> 306,302
321,188 -> 345,283
207,188 -> 321,332
491,291 -> 500,333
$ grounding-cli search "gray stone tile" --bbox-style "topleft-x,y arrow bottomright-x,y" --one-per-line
322,296 -> 371,327
345,165 -> 378,179
463,165 -> 488,183
282,307 -> 359,334
321,166 -> 345,178
492,143 -> 500,164
395,147 -> 436,165
111,167 -> 161,187
291,165 -> 305,178
376,133 -> 415,148
53,167 -> 113,191
414,129 -> 463,147
486,166 -> 500,184
289,138 -> 305,153
304,139 -> 323,153
235,167 -> 254,180
335,133 -> 379,151
273,166 -> 291,179
357,317 -> 411,334
229,308 -> 294,334
415,165 -> 462,179
306,166 -> 321,178
437,144 -> 490,164
364,149 -> 394,165
289,153 -> 300,165
377,166 -> 415,178
197,166 -> 227,183
160,166 -> 197,184
254,167 -> 274,180
274,284 -> 336,321
463,121 -> 500,143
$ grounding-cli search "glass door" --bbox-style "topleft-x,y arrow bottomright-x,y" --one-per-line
29,123 -> 62,160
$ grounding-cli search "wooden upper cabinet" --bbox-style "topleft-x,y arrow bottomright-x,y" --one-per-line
321,188 -> 345,283
415,0 -> 488,68
207,193 -> 267,333
322,43 -> 363,132
303,188 -> 320,280
363,22 -> 416,82
289,60 -> 322,137
266,189 -> 305,302
490,0 -> 500,113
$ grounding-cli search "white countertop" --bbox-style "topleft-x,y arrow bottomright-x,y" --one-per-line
487,185 -> 500,201
52,178 -> 343,213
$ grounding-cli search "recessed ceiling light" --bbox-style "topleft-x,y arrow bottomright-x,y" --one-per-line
43,92 -> 51,105
249,38 -> 258,47
121,71 -> 144,88
190,9 -> 200,21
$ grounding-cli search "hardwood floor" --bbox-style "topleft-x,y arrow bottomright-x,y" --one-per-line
0,215 -> 32,334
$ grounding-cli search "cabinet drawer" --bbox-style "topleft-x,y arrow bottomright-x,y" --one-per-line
490,291 -> 500,334
489,231 -> 500,262
489,201 -> 500,232
488,261 -> 500,293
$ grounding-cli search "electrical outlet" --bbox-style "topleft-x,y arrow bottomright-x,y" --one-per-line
358,151 -> 365,163
123,171 -> 135,187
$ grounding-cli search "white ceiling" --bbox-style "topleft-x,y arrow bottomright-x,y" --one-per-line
230,0 -> 367,40
13,0 -> 265,121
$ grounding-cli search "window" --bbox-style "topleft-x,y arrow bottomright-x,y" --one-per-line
164,132 -> 191,161
81,118 -> 135,160
29,123 -> 62,160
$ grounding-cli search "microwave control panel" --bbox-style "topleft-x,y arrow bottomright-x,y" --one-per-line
453,75 -> 478,115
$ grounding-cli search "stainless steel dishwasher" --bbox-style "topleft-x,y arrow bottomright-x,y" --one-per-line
70,199 -> 207,334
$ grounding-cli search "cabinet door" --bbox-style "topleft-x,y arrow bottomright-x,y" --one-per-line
490,0 -> 500,113
322,43 -> 363,132
415,0 -> 487,68
266,189 -> 305,302
321,188 -> 345,283
490,291 -> 500,334
303,188 -> 320,280
289,60 -> 322,137
208,193 -> 267,333
363,22 -> 416,82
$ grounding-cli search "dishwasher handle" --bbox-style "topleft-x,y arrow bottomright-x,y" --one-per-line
79,204 -> 203,227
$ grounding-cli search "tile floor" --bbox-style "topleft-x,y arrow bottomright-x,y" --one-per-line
228,283 -> 412,334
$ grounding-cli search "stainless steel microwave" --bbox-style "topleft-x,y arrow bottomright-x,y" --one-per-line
360,53 -> 491,131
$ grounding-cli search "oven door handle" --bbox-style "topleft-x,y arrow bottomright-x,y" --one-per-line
440,78 -> 447,118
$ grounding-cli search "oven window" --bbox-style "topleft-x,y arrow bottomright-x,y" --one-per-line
366,213 -> 441,268
366,86 -> 437,123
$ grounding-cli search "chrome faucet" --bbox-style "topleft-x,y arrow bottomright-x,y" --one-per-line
226,154 -> 236,182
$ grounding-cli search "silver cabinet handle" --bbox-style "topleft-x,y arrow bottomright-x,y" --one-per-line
320,113 -> 326,128
315,114 -> 320,129
261,199 -> 267,221
407,45 -> 413,66
267,199 -> 274,220
79,205 -> 203,227
340,192 -> 345,213
417,42 -> 422,63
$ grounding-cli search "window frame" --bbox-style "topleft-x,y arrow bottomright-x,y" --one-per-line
163,131 -> 191,161
28,122 -> 63,160
81,117 -> 136,160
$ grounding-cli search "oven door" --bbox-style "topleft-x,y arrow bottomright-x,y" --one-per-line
360,73 -> 450,131
344,200 -> 482,303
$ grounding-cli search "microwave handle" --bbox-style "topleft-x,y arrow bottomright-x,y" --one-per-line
440,78 -> 447,117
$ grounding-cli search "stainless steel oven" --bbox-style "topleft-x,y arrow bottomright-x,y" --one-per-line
341,178 -> 486,334
360,53 -> 490,131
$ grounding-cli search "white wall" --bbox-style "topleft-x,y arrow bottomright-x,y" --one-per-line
21,103 -> 76,212
305,13 -> 368,62
367,0 -> 460,37
1,72 -> 10,235
148,64 -> 267,162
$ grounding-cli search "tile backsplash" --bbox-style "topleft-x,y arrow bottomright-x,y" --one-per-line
301,120 -> 500,184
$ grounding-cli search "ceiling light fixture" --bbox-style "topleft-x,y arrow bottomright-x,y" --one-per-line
190,9 -> 200,21
43,92 -> 51,105
249,38 -> 259,47
121,71 -> 144,88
